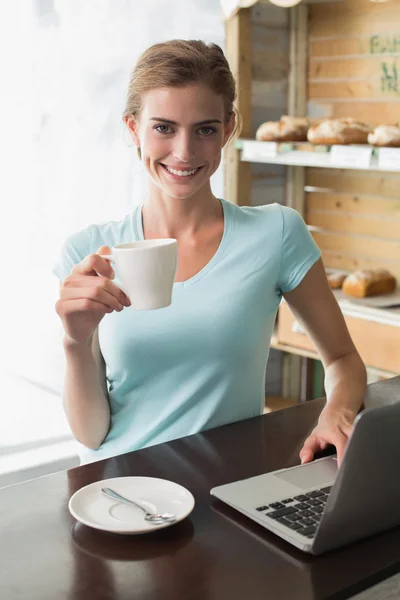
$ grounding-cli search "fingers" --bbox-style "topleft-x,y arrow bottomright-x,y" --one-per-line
299,430 -> 349,467
333,432 -> 348,467
60,283 -> 128,312
62,275 -> 130,306
97,245 -> 112,256
55,297 -> 114,319
65,244 -> 130,309
72,246 -> 114,279
299,434 -> 318,464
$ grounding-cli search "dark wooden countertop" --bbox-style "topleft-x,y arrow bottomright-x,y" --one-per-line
1,376 -> 400,600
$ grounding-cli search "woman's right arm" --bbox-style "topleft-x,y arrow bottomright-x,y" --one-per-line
62,329 -> 110,450
56,247 -> 131,449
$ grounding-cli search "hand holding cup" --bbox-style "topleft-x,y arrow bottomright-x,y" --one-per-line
56,245 -> 131,346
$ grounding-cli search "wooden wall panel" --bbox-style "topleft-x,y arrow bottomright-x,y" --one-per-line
307,169 -> 400,198
321,250 -> 400,281
307,212 -> 400,240
308,0 -> 400,122
224,8 -> 252,206
307,102 -> 399,125
310,0 -> 400,37
250,4 -> 289,208
306,0 -> 400,282
311,230 -> 400,261
310,35 -> 400,57
309,56 -> 398,81
306,192 -> 400,216
309,81 -> 398,101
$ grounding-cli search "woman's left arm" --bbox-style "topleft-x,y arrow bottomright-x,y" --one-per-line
283,258 -> 367,467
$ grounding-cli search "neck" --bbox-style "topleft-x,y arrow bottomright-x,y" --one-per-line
142,180 -> 222,240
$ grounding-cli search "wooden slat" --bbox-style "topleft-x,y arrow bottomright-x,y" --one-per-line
312,230 -> 400,261
308,56 -> 399,81
310,35 -> 400,58
252,81 -> 287,109
308,1 -> 400,125
321,250 -> 400,280
308,80 -> 399,100
252,25 -> 288,51
253,51 -> 288,82
310,0 -> 400,37
278,301 -> 400,373
250,4 -> 288,214
287,4 -> 308,215
344,315 -> 400,373
307,101 -> 400,125
310,0 -> 400,16
252,184 -> 285,207
224,8 -> 252,206
305,192 -> 400,216
306,169 -> 400,198
307,211 -> 400,240
251,3 -> 288,28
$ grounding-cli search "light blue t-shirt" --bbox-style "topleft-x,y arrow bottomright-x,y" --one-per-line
54,199 -> 321,463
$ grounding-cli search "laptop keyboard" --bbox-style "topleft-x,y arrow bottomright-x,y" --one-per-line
255,486 -> 332,539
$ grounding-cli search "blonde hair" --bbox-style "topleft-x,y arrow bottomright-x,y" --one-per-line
123,39 -> 242,146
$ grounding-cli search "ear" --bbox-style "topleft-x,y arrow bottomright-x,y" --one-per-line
222,112 -> 236,148
125,115 -> 140,148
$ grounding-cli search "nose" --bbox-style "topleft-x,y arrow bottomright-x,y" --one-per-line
172,131 -> 196,163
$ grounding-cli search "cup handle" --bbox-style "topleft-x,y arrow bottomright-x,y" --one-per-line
97,256 -> 128,296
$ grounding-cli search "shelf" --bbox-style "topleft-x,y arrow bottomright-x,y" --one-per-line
270,339 -> 398,380
276,298 -> 400,375
236,139 -> 400,173
281,292 -> 400,328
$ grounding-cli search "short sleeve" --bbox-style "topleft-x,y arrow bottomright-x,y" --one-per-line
52,225 -> 94,282
278,206 -> 321,293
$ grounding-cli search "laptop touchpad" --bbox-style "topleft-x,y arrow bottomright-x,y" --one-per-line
274,457 -> 338,490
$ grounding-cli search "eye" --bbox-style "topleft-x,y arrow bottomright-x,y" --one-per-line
198,127 -> 217,136
154,124 -> 173,134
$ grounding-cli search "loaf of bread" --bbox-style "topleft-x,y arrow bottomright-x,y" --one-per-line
327,272 -> 347,290
307,118 -> 372,145
256,116 -> 311,143
342,269 -> 396,298
368,124 -> 400,147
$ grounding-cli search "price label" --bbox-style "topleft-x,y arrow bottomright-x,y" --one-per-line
378,148 -> 400,171
330,145 -> 372,169
241,141 -> 277,162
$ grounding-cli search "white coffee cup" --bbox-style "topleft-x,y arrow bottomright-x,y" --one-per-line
100,239 -> 178,310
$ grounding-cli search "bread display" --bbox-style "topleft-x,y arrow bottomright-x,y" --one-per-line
368,124 -> 400,148
307,118 -> 372,145
255,116 -> 311,142
342,269 -> 396,298
327,271 -> 347,290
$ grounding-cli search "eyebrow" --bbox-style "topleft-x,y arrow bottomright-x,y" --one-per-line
150,118 -> 222,126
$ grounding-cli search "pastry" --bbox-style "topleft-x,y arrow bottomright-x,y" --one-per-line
368,124 -> 400,148
342,269 -> 396,298
307,118 -> 372,145
256,116 -> 311,142
327,271 -> 347,290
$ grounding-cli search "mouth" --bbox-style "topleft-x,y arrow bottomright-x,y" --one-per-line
160,163 -> 204,180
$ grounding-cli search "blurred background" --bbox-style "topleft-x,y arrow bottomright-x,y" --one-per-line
1,0 -> 228,484
2,0 -> 399,487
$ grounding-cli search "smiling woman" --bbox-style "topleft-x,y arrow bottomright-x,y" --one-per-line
53,39 -> 366,467
122,40 -> 239,210
126,84 -> 230,207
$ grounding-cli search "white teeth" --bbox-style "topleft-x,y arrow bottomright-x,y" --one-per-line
165,166 -> 198,177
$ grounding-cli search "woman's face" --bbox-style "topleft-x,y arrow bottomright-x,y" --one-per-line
126,84 -> 234,200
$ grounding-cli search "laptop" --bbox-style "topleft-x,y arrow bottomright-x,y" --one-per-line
210,401 -> 400,555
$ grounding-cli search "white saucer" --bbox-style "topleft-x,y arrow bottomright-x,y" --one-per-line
68,476 -> 195,535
